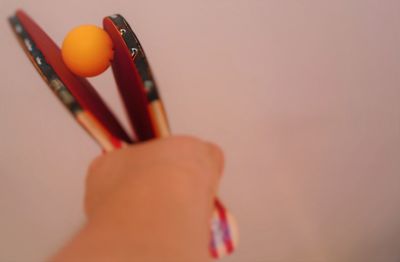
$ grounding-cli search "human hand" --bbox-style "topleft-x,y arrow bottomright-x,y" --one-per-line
53,136 -> 224,262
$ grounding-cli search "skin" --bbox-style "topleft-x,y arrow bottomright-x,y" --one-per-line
53,136 -> 224,262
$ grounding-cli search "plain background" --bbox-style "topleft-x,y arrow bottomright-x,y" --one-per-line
1,0 -> 400,261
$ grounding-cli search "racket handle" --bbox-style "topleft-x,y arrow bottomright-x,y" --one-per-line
209,198 -> 239,258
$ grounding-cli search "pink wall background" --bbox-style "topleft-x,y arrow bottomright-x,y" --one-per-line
1,0 -> 399,261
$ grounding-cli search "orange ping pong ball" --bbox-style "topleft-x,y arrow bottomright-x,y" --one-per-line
61,25 -> 113,77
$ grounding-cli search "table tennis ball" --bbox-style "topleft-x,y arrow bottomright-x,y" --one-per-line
62,25 -> 113,77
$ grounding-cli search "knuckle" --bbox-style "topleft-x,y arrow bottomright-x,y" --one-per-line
207,142 -> 224,163
168,135 -> 204,148
202,142 -> 225,177
158,135 -> 205,158
166,136 -> 225,176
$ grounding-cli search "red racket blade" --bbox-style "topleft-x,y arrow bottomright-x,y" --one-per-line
13,10 -> 132,144
104,15 -> 170,141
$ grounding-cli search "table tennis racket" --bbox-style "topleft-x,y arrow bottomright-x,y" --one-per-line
103,14 -> 238,258
9,11 -> 131,151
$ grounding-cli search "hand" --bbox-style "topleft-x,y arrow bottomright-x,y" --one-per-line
53,136 -> 224,262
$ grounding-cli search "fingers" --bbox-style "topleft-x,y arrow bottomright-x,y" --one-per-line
84,135 -> 225,218
121,135 -> 224,183
161,135 -> 224,179
150,136 -> 225,217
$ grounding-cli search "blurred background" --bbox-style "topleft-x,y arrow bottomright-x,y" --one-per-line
1,0 -> 399,261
